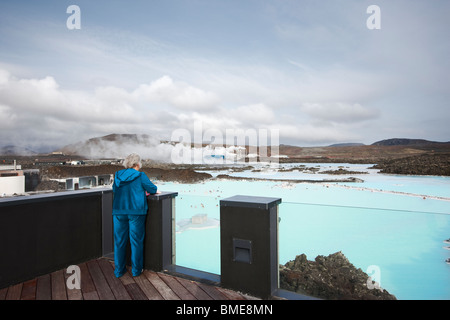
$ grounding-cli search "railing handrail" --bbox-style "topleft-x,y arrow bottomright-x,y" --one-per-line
0,187 -> 112,207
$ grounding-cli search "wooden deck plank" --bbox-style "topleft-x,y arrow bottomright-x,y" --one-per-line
5,283 -> 22,300
86,260 -> 115,300
83,291 -> 100,300
35,274 -> 51,300
0,287 -> 8,300
78,262 -> 99,300
119,270 -> 135,286
20,279 -> 37,300
216,287 -> 248,300
97,258 -> 132,300
79,262 -> 95,293
196,282 -> 229,300
112,263 -> 136,287
51,270 -> 67,300
66,288 -> 83,300
125,283 -> 148,300
0,258 -> 257,301
176,277 -> 214,300
158,273 -> 197,300
133,273 -> 164,300
144,270 -> 180,300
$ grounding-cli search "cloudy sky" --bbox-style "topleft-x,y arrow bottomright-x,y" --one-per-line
0,0 -> 449,151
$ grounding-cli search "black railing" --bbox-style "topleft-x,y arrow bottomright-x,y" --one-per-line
0,188 -> 313,299
0,189 -> 110,289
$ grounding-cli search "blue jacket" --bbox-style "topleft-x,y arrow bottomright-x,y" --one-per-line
112,168 -> 158,215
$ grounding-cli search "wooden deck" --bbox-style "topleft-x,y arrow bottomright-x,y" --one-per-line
0,258 -> 258,301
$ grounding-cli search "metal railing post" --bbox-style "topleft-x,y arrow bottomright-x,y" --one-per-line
220,195 -> 281,299
144,191 -> 178,271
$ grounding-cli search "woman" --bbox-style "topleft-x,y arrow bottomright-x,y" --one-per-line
112,153 -> 158,277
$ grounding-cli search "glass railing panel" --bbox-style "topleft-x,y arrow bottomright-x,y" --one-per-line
278,201 -> 450,300
174,194 -> 221,275
170,191 -> 450,299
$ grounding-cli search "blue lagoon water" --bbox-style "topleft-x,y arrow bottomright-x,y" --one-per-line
157,163 -> 450,300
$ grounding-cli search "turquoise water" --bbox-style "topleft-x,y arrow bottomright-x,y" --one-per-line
157,163 -> 450,300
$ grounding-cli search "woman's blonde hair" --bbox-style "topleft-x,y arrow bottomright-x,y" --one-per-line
123,153 -> 142,169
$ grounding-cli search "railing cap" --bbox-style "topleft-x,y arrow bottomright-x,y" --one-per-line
220,195 -> 282,210
147,191 -> 178,201
0,187 -> 113,207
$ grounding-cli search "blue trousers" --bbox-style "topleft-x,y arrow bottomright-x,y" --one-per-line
113,215 -> 146,277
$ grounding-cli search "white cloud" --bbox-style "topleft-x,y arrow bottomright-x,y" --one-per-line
0,69 -> 9,85
0,71 -> 223,148
0,68 -> 384,150
231,103 -> 276,125
132,76 -> 219,110
0,104 -> 17,130
300,102 -> 380,123
278,123 -> 359,145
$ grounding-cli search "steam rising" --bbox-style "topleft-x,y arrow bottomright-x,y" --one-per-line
59,134 -> 248,164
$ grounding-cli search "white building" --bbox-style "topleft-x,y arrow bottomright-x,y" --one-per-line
0,161 -> 25,196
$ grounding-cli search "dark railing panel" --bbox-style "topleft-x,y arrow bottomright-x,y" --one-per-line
0,189 -> 112,289
101,190 -> 114,259
145,191 -> 178,271
125,192 -> 178,272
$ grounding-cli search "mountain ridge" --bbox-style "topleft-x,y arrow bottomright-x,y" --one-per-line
2,134 -> 450,161
371,138 -> 450,146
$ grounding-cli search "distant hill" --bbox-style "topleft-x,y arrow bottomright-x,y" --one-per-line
371,138 -> 449,146
8,133 -> 443,164
0,145 -> 38,156
328,143 -> 365,147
